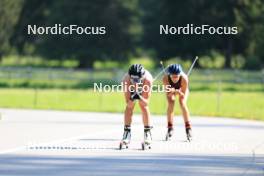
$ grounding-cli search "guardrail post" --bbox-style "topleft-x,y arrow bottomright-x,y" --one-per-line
34,88 -> 38,108
216,80 -> 222,113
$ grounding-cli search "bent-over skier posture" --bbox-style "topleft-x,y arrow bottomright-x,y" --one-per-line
120,64 -> 153,150
163,64 -> 192,141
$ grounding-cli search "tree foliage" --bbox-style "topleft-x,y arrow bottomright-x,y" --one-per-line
0,0 -> 263,69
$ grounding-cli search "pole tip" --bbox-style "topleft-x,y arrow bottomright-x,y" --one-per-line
195,56 -> 199,60
160,61 -> 163,65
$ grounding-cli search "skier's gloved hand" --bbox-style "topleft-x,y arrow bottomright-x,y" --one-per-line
130,91 -> 141,101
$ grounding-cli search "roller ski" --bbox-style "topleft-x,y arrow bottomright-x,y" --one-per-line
186,128 -> 192,142
141,126 -> 152,150
119,140 -> 129,149
165,127 -> 174,141
119,125 -> 131,150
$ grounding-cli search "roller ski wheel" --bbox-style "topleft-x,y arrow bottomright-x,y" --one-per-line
186,128 -> 193,142
165,133 -> 171,141
141,142 -> 151,150
119,141 -> 129,150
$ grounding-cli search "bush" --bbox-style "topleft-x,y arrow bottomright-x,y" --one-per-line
244,56 -> 262,70
61,60 -> 79,68
231,55 -> 245,69
1,55 -> 45,67
198,51 -> 225,69
198,56 -> 213,68
93,60 -> 120,69
0,55 -> 79,68
128,57 -> 155,70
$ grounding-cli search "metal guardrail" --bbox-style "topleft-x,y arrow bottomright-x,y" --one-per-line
0,67 -> 263,84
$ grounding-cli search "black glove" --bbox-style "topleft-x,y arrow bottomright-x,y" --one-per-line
130,91 -> 141,101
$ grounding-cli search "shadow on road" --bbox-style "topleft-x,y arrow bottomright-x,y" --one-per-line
0,154 -> 263,176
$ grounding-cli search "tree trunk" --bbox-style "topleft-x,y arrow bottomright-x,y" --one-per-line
78,58 -> 94,68
0,52 -> 3,62
224,39 -> 233,68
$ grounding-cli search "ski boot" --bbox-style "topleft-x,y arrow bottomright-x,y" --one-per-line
119,125 -> 131,150
186,128 -> 192,142
185,121 -> 192,142
142,126 -> 152,150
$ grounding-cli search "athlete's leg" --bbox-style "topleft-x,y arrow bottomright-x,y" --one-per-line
124,100 -> 135,126
139,100 -> 150,126
167,93 -> 175,128
120,100 -> 135,144
139,101 -> 153,145
178,89 -> 191,128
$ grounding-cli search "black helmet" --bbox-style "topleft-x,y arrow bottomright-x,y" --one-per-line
167,64 -> 182,75
128,64 -> 145,83
128,64 -> 145,77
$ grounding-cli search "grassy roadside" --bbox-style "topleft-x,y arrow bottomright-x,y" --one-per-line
0,88 -> 263,121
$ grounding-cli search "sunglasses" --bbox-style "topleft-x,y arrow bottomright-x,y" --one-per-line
130,75 -> 143,84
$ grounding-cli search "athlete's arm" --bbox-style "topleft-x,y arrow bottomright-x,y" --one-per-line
139,78 -> 152,106
178,74 -> 189,98
122,74 -> 133,103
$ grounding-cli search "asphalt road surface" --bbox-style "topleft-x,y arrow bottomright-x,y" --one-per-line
0,108 -> 263,176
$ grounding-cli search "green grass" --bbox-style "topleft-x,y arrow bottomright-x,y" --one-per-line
0,78 -> 263,92
0,88 -> 263,121
0,68 -> 263,91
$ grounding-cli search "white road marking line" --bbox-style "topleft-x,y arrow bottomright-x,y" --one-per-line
0,129 -> 119,155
